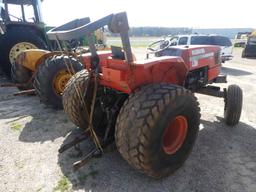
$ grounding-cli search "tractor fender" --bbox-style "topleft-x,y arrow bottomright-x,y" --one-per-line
150,57 -> 189,85
133,56 -> 189,88
100,56 -> 189,94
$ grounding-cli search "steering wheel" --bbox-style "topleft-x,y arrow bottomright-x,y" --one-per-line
147,39 -> 171,54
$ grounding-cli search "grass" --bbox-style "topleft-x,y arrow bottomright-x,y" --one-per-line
10,122 -> 23,131
14,160 -> 25,169
53,176 -> 71,192
36,187 -> 42,192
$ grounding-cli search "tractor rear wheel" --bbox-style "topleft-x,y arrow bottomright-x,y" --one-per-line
224,84 -> 243,126
0,27 -> 47,76
11,62 -> 33,90
115,84 -> 200,178
34,55 -> 83,109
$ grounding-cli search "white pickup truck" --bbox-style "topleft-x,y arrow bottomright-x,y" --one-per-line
167,34 -> 233,62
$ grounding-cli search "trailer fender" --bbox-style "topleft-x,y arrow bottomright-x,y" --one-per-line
16,50 -> 78,72
15,49 -> 51,71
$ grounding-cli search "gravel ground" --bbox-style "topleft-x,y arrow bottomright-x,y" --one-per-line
0,48 -> 255,192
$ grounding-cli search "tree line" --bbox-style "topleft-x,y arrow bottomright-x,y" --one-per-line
107,27 -> 192,37
107,27 -> 254,38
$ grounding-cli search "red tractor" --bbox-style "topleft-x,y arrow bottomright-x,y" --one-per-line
51,12 -> 243,178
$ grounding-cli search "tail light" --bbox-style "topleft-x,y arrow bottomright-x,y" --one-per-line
214,50 -> 221,65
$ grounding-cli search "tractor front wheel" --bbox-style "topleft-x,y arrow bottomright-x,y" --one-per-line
224,84 -> 243,126
115,84 -> 201,178
34,55 -> 83,109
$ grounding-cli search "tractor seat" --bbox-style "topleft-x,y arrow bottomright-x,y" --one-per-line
111,46 -> 125,60
110,46 -> 137,61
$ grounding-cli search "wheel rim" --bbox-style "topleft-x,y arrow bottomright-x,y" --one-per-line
9,42 -> 38,64
53,70 -> 72,95
162,115 -> 188,155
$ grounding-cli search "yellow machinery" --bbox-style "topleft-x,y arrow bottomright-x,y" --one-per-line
0,0 -> 48,76
10,17 -> 107,109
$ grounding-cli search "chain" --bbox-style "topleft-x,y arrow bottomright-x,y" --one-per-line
54,35 -> 103,152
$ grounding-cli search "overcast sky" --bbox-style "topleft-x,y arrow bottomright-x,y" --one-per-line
40,0 -> 253,28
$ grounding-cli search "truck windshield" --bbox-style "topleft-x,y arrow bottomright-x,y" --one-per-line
191,36 -> 232,46
212,36 -> 232,46
248,37 -> 256,45
191,36 -> 212,45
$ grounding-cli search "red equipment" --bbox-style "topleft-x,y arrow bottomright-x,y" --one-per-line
50,12 -> 243,178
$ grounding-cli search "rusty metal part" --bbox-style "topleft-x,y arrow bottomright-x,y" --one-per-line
0,83 -> 26,88
0,82 -> 35,95
13,89 -> 35,96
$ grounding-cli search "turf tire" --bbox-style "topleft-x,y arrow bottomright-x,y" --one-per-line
115,83 -> 201,178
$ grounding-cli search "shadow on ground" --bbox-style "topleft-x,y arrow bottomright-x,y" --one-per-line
221,66 -> 253,76
18,107 -> 74,142
57,118 -> 256,192
0,94 -> 74,142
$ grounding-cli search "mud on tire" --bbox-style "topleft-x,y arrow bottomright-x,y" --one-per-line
34,55 -> 83,109
115,83 -> 201,178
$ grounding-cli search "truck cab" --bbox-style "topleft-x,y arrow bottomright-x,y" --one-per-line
242,34 -> 256,58
167,34 -> 233,63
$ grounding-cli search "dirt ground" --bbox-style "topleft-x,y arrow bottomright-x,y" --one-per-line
0,48 -> 255,192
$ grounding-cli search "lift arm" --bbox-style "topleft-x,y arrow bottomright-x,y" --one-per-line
47,12 -> 133,67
